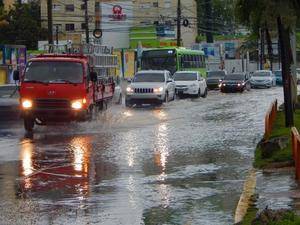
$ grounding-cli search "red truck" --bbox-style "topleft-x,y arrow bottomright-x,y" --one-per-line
13,44 -> 117,132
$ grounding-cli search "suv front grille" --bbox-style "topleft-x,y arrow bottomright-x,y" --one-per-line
134,88 -> 154,93
35,99 -> 70,109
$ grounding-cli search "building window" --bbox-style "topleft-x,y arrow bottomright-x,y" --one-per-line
164,0 -> 171,8
95,2 -> 100,12
65,4 -> 74,12
65,23 -> 75,31
81,4 -> 85,10
140,3 -> 151,8
153,2 -> 158,7
81,23 -> 86,30
52,4 -> 61,11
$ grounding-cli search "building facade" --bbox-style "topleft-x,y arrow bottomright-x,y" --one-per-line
40,0 -> 97,43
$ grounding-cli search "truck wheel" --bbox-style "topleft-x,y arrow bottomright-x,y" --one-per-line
24,117 -> 34,132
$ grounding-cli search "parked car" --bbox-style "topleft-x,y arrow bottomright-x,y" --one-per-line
125,70 -> 176,107
219,73 -> 251,93
206,70 -> 227,90
173,71 -> 208,98
274,70 -> 283,86
250,70 -> 276,88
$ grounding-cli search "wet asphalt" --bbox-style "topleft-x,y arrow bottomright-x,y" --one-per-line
0,87 -> 286,225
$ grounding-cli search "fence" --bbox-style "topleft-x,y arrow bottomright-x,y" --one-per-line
291,127 -> 300,179
264,100 -> 278,140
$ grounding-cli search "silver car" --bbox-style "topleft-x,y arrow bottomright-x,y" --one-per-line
125,70 -> 176,107
250,70 -> 276,88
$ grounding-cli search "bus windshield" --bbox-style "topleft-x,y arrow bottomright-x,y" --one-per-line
141,57 -> 176,74
24,61 -> 84,83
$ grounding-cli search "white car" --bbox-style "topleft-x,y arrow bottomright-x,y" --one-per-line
125,70 -> 176,107
250,70 -> 276,88
174,71 -> 208,98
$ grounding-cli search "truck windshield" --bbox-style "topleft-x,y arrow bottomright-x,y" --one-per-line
24,61 -> 84,83
133,73 -> 165,82
174,73 -> 197,81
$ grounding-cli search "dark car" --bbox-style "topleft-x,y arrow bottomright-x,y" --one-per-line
206,70 -> 226,90
219,73 -> 251,93
274,70 -> 283,85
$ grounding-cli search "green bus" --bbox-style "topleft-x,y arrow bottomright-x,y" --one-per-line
140,47 -> 206,76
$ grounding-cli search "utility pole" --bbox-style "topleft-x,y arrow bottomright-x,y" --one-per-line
176,0 -> 181,47
205,0 -> 213,43
260,28 -> 265,70
84,0 -> 89,43
47,0 -> 53,44
55,25 -> 59,45
277,16 -> 294,127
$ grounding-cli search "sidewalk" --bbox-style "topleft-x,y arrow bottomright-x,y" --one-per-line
0,84 -> 20,121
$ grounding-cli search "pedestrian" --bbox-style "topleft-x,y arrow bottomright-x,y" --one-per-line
232,67 -> 236,73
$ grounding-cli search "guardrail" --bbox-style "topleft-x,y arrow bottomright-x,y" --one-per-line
264,100 -> 278,140
291,127 -> 300,180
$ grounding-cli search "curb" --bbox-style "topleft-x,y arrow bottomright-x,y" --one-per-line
234,168 -> 257,224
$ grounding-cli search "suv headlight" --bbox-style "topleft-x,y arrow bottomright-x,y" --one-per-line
126,87 -> 134,93
154,87 -> 164,93
190,83 -> 197,87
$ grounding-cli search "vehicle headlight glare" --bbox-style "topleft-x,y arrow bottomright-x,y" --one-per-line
126,87 -> 134,93
71,100 -> 83,110
154,87 -> 163,93
22,99 -> 33,109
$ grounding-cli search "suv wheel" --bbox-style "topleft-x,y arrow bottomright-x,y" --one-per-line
164,92 -> 169,103
201,88 -> 208,98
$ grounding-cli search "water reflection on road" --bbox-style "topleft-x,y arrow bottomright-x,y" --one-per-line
0,87 -> 287,224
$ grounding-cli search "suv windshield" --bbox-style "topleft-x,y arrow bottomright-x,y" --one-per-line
207,71 -> 225,78
133,73 -> 165,82
224,74 -> 245,80
174,73 -> 197,81
253,71 -> 271,77
24,61 -> 84,83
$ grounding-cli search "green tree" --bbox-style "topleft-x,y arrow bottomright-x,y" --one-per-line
235,0 -> 300,127
0,2 -> 47,49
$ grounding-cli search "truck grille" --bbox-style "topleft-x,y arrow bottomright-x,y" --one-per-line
134,88 -> 153,93
35,99 -> 70,109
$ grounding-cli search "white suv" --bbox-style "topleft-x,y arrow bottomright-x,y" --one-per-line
125,70 -> 176,107
174,71 -> 208,98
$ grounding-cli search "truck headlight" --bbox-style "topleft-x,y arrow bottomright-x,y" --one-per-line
22,99 -> 33,109
71,100 -> 83,110
154,87 -> 163,93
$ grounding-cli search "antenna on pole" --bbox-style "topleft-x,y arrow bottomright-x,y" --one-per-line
84,0 -> 90,43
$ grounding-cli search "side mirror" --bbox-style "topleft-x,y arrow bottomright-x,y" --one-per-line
126,78 -> 132,83
13,70 -> 20,81
90,71 -> 98,82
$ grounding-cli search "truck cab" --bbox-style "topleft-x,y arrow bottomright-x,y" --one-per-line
15,44 -> 117,132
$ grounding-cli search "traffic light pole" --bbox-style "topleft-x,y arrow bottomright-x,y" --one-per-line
176,0 -> 181,47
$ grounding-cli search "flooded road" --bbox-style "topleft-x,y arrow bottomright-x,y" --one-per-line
0,87 -> 283,225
